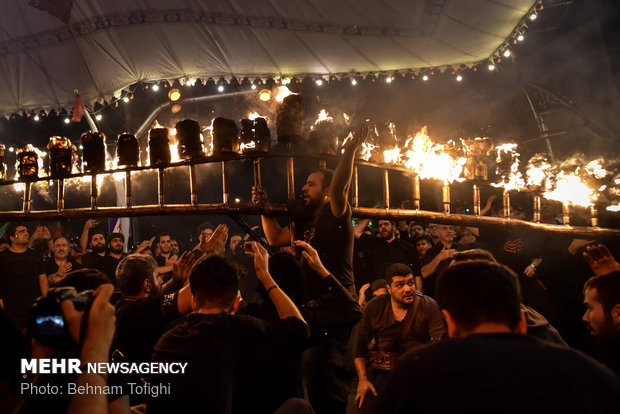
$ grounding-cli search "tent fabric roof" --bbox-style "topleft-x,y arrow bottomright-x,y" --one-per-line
0,0 -> 535,113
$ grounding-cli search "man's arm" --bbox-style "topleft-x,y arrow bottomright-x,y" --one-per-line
79,219 -> 97,253
354,219 -> 370,239
425,297 -> 446,341
38,273 -> 49,296
329,124 -> 369,218
355,357 -> 377,408
248,242 -> 305,322
421,248 -> 454,278
251,186 -> 291,245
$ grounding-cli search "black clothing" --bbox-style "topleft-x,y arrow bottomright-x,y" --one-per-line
0,249 -> 45,328
43,257 -> 82,277
295,202 -> 355,299
356,292 -> 445,359
420,242 -> 464,298
234,274 -> 361,414
355,234 -> 419,281
112,293 -> 180,364
81,252 -> 122,284
148,312 -> 309,414
367,333 -> 620,414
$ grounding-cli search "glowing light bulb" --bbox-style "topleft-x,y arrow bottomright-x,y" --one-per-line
517,34 -> 524,42
385,76 -> 392,83
488,64 -> 495,71
503,49 -> 511,58
258,89 -> 271,101
218,85 -> 224,92
315,79 -> 324,86
529,13 -> 537,21
64,118 -> 70,124
456,75 -> 463,82
351,79 -> 357,86
251,84 -> 257,90
422,75 -> 429,81
33,115 -> 40,121
95,114 -> 102,121
79,145 -> 83,150
234,198 -> 241,203
8,147 -> 14,152
168,88 -> 181,101
123,96 -> 130,103
152,84 -> 160,91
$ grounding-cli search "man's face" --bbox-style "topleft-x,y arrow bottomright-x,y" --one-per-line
53,237 -> 69,260
409,224 -> 424,238
229,235 -> 242,251
171,240 -> 179,255
415,239 -> 432,257
108,237 -> 124,254
198,228 -> 213,244
378,220 -> 394,240
158,236 -> 171,254
11,226 -> 29,246
426,223 -> 438,238
388,274 -> 416,306
437,225 -> 455,244
90,233 -> 106,253
301,172 -> 328,209
583,288 -> 617,338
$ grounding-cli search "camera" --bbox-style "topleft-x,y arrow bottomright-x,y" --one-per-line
28,287 -> 94,346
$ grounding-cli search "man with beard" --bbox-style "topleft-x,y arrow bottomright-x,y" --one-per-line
354,219 -> 420,288
104,233 -> 127,284
45,235 -> 83,286
354,263 -> 445,411
154,233 -> 178,283
252,124 -> 368,298
81,228 -> 111,280
0,223 -> 48,329
252,125 -> 368,414
582,244 -> 620,376
420,224 -> 464,298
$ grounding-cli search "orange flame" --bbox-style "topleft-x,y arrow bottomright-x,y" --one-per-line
275,86 -> 294,103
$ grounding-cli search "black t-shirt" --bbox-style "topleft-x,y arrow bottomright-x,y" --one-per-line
0,249 -> 45,328
356,234 -> 420,280
420,242 -> 465,299
81,252 -> 123,285
148,312 -> 309,414
112,293 -> 180,364
43,257 -> 82,277
367,333 -> 620,414
295,202 -> 355,299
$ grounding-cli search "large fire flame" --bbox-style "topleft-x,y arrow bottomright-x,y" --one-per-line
545,170 -> 597,208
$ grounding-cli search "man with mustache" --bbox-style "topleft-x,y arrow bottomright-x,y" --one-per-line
354,263 -> 445,411
44,235 -> 82,286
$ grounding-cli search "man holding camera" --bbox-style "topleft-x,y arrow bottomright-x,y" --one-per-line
0,222 -> 48,329
355,263 -> 445,411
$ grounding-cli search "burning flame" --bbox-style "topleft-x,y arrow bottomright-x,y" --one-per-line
153,120 -> 164,129
360,142 -> 376,161
383,146 -> 401,164
314,109 -> 333,125
584,159 -> 607,179
240,141 -> 256,151
275,86 -> 294,103
493,143 -> 524,191
248,112 -> 263,121
526,154 -> 553,191
545,170 -> 596,208
343,113 -> 350,124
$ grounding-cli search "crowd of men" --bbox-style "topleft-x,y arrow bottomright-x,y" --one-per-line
1,124 -> 620,413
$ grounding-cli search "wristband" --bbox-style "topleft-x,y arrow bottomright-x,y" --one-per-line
265,285 -> 279,294
529,264 -> 537,270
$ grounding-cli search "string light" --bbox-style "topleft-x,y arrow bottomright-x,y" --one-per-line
351,78 -> 357,86
251,84 -> 257,90
152,84 -> 160,91
385,76 -> 392,84
8,147 -> 14,152
33,115 -> 40,121
529,13 -> 537,21
217,85 -> 225,93
456,75 -> 463,82
315,79 -> 324,86
95,114 -> 102,121
422,75 -> 429,81
503,49 -> 511,58
123,96 -> 130,103
64,118 -> 70,124
517,34 -> 525,42
488,64 -> 496,71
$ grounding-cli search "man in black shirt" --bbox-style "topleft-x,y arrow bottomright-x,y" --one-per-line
355,263 -> 445,410
81,228 -> 108,274
0,223 -> 48,329
354,219 -> 419,288
154,233 -> 177,282
44,236 -> 82,286
148,243 -> 309,414
420,224 -> 463,298
368,260 -> 620,414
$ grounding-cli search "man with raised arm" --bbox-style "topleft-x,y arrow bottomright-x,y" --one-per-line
252,124 -> 369,298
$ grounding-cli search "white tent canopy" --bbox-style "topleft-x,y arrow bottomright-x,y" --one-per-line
0,0 -> 535,113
